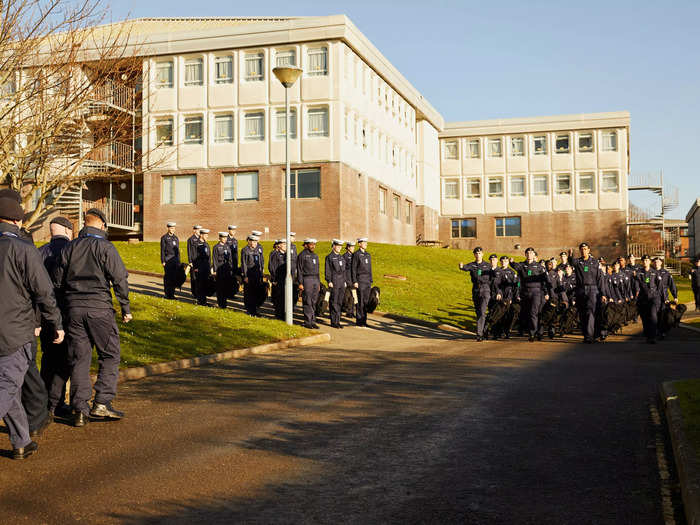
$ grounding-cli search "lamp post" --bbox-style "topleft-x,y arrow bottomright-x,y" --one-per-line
272,66 -> 303,325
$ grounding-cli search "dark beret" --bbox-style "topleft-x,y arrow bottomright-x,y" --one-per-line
85,207 -> 107,224
472,246 -> 483,254
50,216 -> 73,230
579,242 -> 589,249
0,197 -> 25,221
0,188 -> 21,203
488,253 -> 498,260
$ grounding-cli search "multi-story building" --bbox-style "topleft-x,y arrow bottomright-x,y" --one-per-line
687,199 -> 700,260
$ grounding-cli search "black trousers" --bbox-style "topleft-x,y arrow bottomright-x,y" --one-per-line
272,283 -> 284,319
329,282 -> 345,326
39,322 -> 70,412
577,287 -> 599,340
163,259 -> 179,299
21,339 -> 49,431
522,289 -> 544,337
302,277 -> 320,326
639,299 -> 660,339
472,289 -> 491,337
356,281 -> 371,325
244,278 -> 262,315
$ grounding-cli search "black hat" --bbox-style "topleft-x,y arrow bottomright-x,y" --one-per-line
499,255 -> 509,261
579,242 -> 589,249
559,251 -> 567,256
50,216 -> 73,230
488,253 -> 498,260
85,207 -> 107,224
525,247 -> 536,254
0,188 -> 21,203
0,197 -> 24,221
641,254 -> 651,260
472,246 -> 483,254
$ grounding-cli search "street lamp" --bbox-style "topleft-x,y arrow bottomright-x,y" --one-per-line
273,66 -> 302,325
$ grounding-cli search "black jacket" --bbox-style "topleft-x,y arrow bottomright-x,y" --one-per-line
0,223 -> 62,355
187,234 -> 201,265
511,260 -> 549,295
38,235 -> 70,310
325,251 -> 346,287
160,233 -> 180,264
225,236 -> 239,272
55,226 -> 130,315
492,267 -> 520,302
460,261 -> 495,295
268,249 -> 286,283
240,245 -> 263,280
351,249 -> 373,284
212,243 -> 233,273
297,248 -> 320,284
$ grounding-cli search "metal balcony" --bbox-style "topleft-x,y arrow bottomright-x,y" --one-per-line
82,141 -> 134,173
85,79 -> 135,116
82,198 -> 137,231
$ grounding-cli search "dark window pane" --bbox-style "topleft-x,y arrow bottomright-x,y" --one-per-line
505,217 -> 521,236
451,220 -> 459,238
460,219 -> 476,238
297,169 -> 320,198
495,218 -> 505,237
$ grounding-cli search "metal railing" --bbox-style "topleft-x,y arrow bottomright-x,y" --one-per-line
85,141 -> 134,172
86,79 -> 134,113
82,198 -> 134,229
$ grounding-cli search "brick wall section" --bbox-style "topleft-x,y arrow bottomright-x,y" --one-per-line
415,205 -> 440,242
440,209 -> 627,260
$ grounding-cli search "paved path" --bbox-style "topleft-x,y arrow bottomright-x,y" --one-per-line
1,275 -> 699,523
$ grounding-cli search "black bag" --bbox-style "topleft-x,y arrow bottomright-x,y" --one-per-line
315,283 -> 328,316
366,286 -> 380,313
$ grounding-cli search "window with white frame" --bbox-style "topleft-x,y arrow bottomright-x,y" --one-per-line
275,108 -> 297,139
602,130 -> 618,151
444,179 -> 459,199
465,178 -> 481,198
488,177 -> 504,197
162,175 -> 196,204
289,169 -> 321,199
555,173 -> 571,195
405,201 -> 413,224
468,139 -> 480,158
578,132 -> 593,152
495,217 -> 521,237
308,47 -> 328,76
555,134 -> 570,153
533,135 -> 547,155
444,140 -> 458,160
578,172 -> 595,194
510,176 -> 525,197
183,116 -> 203,144
214,56 -> 233,84
184,58 -> 203,86
451,218 -> 477,238
244,112 -> 265,141
488,138 -> 502,158
307,107 -> 329,137
533,174 -> 548,195
245,52 -> 264,81
223,172 -> 258,201
155,61 -> 173,88
155,118 -> 173,146
392,194 -> 400,220
601,171 -> 619,192
1,79 -> 16,102
214,115 -> 233,143
276,49 -> 296,67
379,187 -> 387,213
511,137 -> 524,157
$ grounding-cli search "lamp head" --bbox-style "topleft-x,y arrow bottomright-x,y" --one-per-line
273,66 -> 302,88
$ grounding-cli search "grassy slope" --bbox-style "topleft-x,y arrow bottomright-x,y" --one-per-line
673,379 -> 700,458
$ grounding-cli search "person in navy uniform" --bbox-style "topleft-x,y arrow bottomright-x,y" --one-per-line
489,255 -> 520,339
297,238 -> 321,329
654,257 -> 678,339
556,251 -> 570,272
187,225 -> 203,300
193,229 -> 211,306
268,240 -> 286,320
511,247 -> 550,342
55,208 -> 131,427
241,234 -> 264,316
289,232 -> 299,305
690,258 -> 700,311
212,232 -> 234,309
160,222 -> 180,299
343,241 -> 356,317
351,237 -> 373,327
568,242 -> 607,344
225,225 -> 239,276
634,254 -> 662,343
459,247 -> 495,341
325,239 -> 347,329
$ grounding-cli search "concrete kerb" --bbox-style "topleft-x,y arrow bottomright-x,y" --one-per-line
660,381 -> 700,525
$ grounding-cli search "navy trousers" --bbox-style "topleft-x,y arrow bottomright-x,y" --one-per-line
472,288 -> 491,337
302,277 -> 320,326
329,283 -> 345,326
577,286 -> 599,340
22,340 -> 49,432
640,299 -> 660,339
356,281 -> 371,326
522,289 -> 544,337
40,324 -> 70,412
0,344 -> 32,449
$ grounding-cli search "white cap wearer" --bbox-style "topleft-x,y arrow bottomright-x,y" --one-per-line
332,239 -> 343,245
346,241 -> 356,246
251,230 -> 263,236
200,228 -> 210,234
227,225 -> 237,230
218,232 -> 228,238
277,238 -> 287,243
166,221 -> 176,227
357,237 -> 368,243
193,224 -> 202,229
303,238 -> 318,244
247,234 -> 260,241
290,231 -> 296,236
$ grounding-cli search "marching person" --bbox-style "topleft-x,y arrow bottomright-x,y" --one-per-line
691,258 -> 700,311
489,255 -> 520,339
343,241 -> 356,317
241,234 -> 264,316
297,238 -> 321,329
556,251 -> 570,272
55,208 -> 131,427
193,229 -> 211,306
351,237 -> 373,328
654,257 -> 678,339
325,239 -> 347,329
459,247 -> 495,341
511,247 -> 550,342
160,222 -> 180,299
569,242 -> 607,344
212,232 -> 234,309
0,197 -> 64,459
225,225 -> 239,276
268,240 -> 286,320
187,225 -> 203,300
634,254 -> 662,344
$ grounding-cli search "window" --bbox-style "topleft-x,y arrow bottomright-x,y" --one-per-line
223,172 -> 258,201
155,118 -> 173,146
555,134 -> 570,153
392,194 -> 400,220
184,58 -> 203,86
510,176 -> 525,197
444,179 -> 459,199
451,219 -> 477,238
468,139 -> 480,158
379,188 -> 387,213
307,107 -> 329,137
511,137 -> 524,157
275,108 -> 297,139
533,135 -> 547,155
578,172 -> 595,194
488,138 -> 502,158
183,116 -> 203,144
578,132 -> 593,152
495,217 -> 521,237
405,201 -> 413,224
1,80 -> 16,102
214,115 -> 233,143
555,173 -> 571,195
533,174 -> 548,195
276,49 -> 296,67
602,171 -> 619,192
488,177 -> 503,197
289,169 -> 321,199
602,130 -> 618,152
245,52 -> 264,81
162,175 -> 196,204
444,140 -> 458,160
214,56 -> 233,84
308,47 -> 328,76
465,178 -> 481,198
155,61 -> 173,88
244,112 -> 265,141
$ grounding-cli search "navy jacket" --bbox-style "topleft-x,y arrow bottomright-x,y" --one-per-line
160,233 -> 180,264
351,249 -> 373,284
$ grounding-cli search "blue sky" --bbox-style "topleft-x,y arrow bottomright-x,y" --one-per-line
110,0 -> 700,219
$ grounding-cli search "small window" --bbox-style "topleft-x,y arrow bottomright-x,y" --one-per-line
405,201 -> 413,224
602,171 -> 619,192
155,118 -> 173,146
155,61 -> 173,88
184,58 -> 203,86
451,219 -> 477,238
555,134 -> 570,153
162,174 -> 196,204
183,116 -> 203,144
495,217 -> 521,237
488,177 -> 503,197
488,138 -> 502,158
214,56 -> 233,84
444,140 -> 458,160
578,132 -> 593,152
444,179 -> 459,199
289,169 -> 321,199
307,107 -> 329,137
308,47 -> 328,76
244,112 -> 265,141
533,135 -> 547,155
578,172 -> 595,194
533,174 -> 548,196
510,176 -> 525,197
214,115 -> 233,144
465,178 -> 481,198
276,49 -> 296,67
555,173 -> 571,195
245,52 -> 264,81
468,139 -> 480,158
275,108 -> 297,139
223,172 -> 259,201
392,194 -> 400,220
511,137 -> 524,157
602,130 -> 618,152
379,187 -> 387,213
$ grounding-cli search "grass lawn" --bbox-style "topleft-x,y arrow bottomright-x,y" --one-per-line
673,379 -> 700,458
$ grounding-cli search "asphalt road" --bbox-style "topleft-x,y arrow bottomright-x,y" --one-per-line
1,315 -> 699,524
